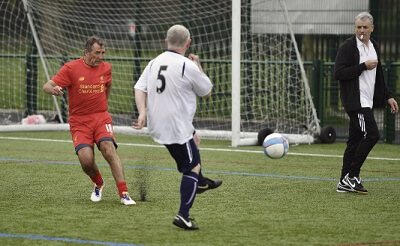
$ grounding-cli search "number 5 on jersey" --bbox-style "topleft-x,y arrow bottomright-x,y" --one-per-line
156,65 -> 168,94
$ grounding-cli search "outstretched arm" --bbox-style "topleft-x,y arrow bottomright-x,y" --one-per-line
43,80 -> 63,96
132,89 -> 147,130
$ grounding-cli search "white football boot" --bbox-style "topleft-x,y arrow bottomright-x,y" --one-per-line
120,192 -> 136,206
90,182 -> 104,202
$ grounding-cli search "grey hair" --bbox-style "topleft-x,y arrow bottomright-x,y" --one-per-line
166,25 -> 190,48
85,35 -> 105,52
355,12 -> 374,25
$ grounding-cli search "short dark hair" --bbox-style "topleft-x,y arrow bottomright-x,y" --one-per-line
85,35 -> 105,52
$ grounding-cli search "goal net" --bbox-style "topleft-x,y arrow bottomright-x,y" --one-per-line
0,0 -> 320,146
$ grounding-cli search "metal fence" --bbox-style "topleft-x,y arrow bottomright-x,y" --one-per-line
2,52 -> 399,144
306,61 -> 400,144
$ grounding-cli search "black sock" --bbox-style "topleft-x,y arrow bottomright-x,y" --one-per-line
179,172 -> 198,218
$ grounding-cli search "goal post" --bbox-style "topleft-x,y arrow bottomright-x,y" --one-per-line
0,0 -> 322,146
231,0 -> 242,147
231,0 -> 321,146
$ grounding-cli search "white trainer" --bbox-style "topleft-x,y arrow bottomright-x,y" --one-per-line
90,182 -> 104,202
120,192 -> 136,206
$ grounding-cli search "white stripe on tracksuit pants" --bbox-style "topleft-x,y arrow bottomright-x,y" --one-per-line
341,107 -> 380,178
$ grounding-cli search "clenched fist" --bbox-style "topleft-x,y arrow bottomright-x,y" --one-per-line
365,59 -> 378,70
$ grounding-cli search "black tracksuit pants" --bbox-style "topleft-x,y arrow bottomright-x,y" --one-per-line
340,107 -> 380,179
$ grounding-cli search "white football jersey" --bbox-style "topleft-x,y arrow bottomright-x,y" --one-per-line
135,51 -> 213,144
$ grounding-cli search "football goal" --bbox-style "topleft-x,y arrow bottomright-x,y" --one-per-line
0,0 -> 332,146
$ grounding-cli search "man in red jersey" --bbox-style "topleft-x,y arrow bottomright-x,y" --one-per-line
43,36 -> 136,205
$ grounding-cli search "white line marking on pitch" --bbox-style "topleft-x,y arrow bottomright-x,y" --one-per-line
0,136 -> 399,161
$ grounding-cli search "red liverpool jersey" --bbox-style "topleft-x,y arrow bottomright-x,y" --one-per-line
52,58 -> 112,116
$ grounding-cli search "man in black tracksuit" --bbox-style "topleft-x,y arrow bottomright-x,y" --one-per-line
334,12 -> 398,194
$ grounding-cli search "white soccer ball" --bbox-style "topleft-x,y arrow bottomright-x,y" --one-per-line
262,133 -> 289,159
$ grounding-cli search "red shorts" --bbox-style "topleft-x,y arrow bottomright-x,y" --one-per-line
69,111 -> 117,153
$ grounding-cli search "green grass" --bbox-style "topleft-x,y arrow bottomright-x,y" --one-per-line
0,131 -> 399,245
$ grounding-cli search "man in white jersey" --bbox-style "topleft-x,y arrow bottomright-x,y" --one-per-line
133,24 -> 222,230
334,12 -> 398,194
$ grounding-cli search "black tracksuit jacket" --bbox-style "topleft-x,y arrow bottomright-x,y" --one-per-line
334,35 -> 393,112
